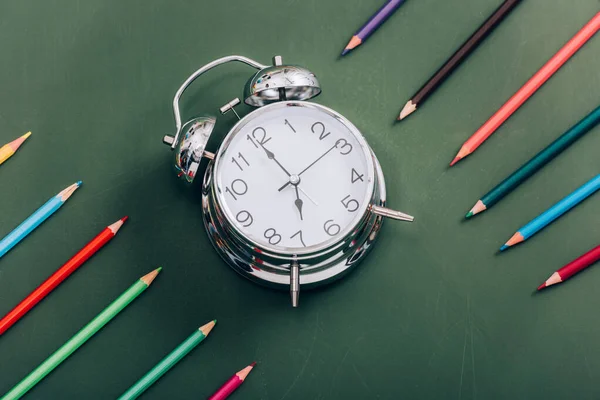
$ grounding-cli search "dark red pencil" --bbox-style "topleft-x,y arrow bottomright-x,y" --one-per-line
538,244 -> 600,290
0,217 -> 127,335
208,362 -> 256,400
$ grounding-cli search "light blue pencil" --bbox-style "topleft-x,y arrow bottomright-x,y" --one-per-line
0,182 -> 81,259
500,173 -> 600,251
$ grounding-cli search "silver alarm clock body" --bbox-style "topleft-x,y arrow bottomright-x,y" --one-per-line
163,55 -> 413,306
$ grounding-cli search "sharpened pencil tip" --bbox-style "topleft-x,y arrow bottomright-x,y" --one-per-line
537,283 -> 546,291
199,319 -> 216,336
22,131 -> 32,140
76,180 -> 82,186
250,362 -> 257,367
109,216 -> 128,234
121,216 -> 129,223
500,245 -> 509,252
465,211 -> 473,219
140,267 -> 162,285
398,101 -> 417,120
449,157 -> 461,167
341,36 -> 362,56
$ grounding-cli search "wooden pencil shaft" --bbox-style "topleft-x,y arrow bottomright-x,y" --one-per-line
355,0 -> 406,40
1,279 -> 150,400
481,104 -> 600,208
462,12 -> 600,154
0,197 -> 63,259
519,174 -> 600,239
0,225 -> 120,336
208,376 -> 242,400
558,244 -> 600,280
117,330 -> 207,400
412,0 -> 522,105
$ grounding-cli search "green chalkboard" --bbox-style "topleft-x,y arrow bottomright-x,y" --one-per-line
1,1 -> 600,399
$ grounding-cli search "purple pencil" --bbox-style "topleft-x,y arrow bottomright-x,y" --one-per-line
341,0 -> 407,56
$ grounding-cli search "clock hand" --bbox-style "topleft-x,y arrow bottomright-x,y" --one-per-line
278,142 -> 338,192
260,143 -> 291,177
293,185 -> 304,220
298,186 -> 318,206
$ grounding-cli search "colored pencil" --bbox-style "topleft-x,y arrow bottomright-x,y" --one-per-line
0,217 -> 128,336
1,268 -> 161,400
398,0 -> 522,121
538,244 -> 600,290
208,362 -> 256,400
467,104 -> 600,218
500,173 -> 600,251
0,181 -> 81,260
341,0 -> 406,56
117,320 -> 216,400
450,12 -> 600,166
0,132 -> 31,166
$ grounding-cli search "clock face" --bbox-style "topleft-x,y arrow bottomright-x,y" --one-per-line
214,101 -> 375,253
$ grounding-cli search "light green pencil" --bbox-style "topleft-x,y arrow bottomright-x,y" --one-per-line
117,320 -> 216,400
1,268 -> 162,400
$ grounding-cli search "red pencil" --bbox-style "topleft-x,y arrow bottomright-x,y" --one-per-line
450,12 -> 600,166
208,362 -> 256,400
538,244 -> 600,290
0,217 -> 127,335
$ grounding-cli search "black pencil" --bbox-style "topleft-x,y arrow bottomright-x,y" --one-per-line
397,0 -> 523,121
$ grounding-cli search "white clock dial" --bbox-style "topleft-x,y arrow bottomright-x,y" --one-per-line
214,102 -> 375,253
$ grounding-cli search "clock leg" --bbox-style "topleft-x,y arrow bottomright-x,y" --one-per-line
290,259 -> 300,307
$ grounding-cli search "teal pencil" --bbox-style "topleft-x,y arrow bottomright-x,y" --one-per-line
117,320 -> 216,400
0,182 -> 81,259
501,173 -> 600,251
467,105 -> 600,218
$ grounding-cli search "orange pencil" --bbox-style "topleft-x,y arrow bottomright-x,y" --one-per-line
450,12 -> 600,166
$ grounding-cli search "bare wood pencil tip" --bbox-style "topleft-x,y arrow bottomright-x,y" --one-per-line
236,363 -> 256,381
539,272 -> 561,290
7,131 -> 32,151
199,319 -> 216,336
58,182 -> 82,201
341,36 -> 362,56
108,216 -> 128,234
466,200 -> 487,218
398,100 -> 417,120
140,267 -> 162,286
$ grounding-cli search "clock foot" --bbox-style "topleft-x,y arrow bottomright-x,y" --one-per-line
290,260 -> 300,307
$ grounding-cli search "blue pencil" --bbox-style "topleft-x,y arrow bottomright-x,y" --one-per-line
500,173 -> 600,251
0,182 -> 81,259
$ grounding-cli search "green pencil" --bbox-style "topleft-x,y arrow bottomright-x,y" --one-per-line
466,104 -> 600,218
117,320 -> 216,400
1,268 -> 161,400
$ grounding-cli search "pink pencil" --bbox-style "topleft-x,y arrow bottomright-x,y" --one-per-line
208,362 -> 256,400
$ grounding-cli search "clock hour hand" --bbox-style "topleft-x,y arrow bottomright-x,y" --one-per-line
260,143 -> 291,177
293,185 -> 304,220
278,142 -> 338,192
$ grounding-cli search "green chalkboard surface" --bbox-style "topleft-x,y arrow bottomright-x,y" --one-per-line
1,1 -> 600,399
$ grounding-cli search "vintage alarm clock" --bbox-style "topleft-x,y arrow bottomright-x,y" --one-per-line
162,55 -> 413,307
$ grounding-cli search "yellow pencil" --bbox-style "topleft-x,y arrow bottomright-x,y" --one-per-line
0,132 -> 31,166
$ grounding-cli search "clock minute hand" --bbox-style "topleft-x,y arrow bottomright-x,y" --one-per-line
278,143 -> 338,192
260,143 -> 291,177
